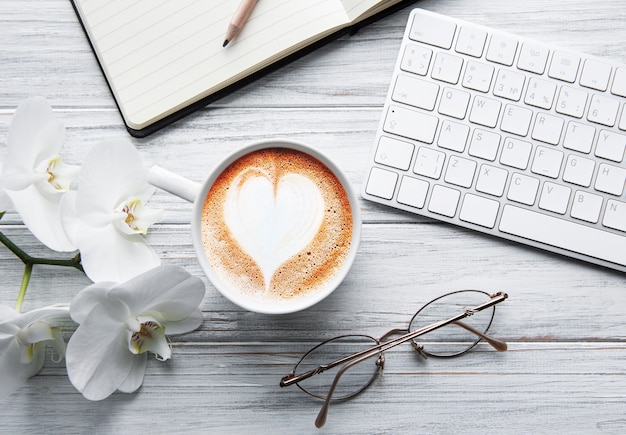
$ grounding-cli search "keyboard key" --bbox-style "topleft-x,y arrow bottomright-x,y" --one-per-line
517,42 -> 549,74
462,60 -> 494,92
469,95 -> 501,128
587,94 -> 619,127
603,200 -> 626,232
438,87 -> 471,119
428,185 -> 460,217
374,136 -> 414,171
556,86 -> 587,118
438,120 -> 469,152
595,130 -> 626,162
493,69 -> 525,101
532,113 -> 564,145
431,52 -> 463,84
400,44 -> 432,76
611,67 -> 626,97
538,182 -> 571,214
460,194 -> 499,228
468,129 -> 501,161
507,173 -> 539,205
500,205 -> 626,266
365,167 -> 398,199
524,77 -> 556,110
397,176 -> 429,209
501,104 -> 532,136
563,155 -> 595,187
580,59 -> 611,91
500,137 -> 532,170
620,106 -> 626,131
414,146 -> 446,179
455,26 -> 487,57
410,11 -> 456,49
571,190 -> 603,223
486,33 -> 518,66
595,163 -> 626,196
563,121 -> 595,153
444,156 -> 476,188
476,164 -> 508,196
531,146 -> 564,179
383,105 -> 439,143
392,74 -> 440,110
548,51 -> 580,83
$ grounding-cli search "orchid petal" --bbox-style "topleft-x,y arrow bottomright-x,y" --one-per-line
76,224 -> 161,283
164,308 -> 204,335
74,140 -> 151,216
5,183 -> 75,252
0,339 -> 44,399
1,304 -> 69,329
0,188 -> 11,212
6,97 -> 64,169
17,321 -> 56,345
0,305 -> 20,324
69,281 -> 118,324
70,281 -> 131,326
0,162 -> 12,212
66,306 -> 137,401
117,351 -> 147,394
111,266 -> 205,322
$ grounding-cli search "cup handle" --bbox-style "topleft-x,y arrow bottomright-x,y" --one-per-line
147,165 -> 201,203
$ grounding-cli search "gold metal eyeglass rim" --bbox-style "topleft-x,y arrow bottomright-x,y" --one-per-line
279,290 -> 509,428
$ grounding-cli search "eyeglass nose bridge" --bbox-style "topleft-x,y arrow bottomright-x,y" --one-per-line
411,341 -> 429,359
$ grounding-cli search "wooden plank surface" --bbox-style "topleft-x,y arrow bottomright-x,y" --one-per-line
1,0 -> 625,433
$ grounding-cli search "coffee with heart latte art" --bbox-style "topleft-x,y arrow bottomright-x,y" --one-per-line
201,148 -> 353,300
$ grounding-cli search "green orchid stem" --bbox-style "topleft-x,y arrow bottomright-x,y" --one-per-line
0,229 -> 84,311
15,263 -> 32,312
0,230 -> 83,271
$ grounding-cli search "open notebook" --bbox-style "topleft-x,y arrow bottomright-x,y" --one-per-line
71,0 -> 412,137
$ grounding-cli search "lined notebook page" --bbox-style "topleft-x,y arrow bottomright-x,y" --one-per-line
74,0 -> 379,130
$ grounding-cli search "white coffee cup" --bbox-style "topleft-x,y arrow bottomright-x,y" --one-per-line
147,139 -> 361,314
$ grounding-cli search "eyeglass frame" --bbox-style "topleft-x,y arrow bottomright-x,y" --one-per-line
279,290 -> 508,428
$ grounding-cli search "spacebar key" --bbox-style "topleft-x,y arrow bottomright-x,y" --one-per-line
499,205 -> 626,267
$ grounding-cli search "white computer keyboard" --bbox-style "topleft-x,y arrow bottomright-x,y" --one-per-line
362,8 -> 626,273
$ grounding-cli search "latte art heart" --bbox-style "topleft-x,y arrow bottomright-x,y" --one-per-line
224,170 -> 324,291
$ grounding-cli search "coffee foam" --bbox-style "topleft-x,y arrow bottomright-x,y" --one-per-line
201,148 -> 353,300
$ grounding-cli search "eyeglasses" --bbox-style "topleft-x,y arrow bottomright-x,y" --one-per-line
279,290 -> 508,428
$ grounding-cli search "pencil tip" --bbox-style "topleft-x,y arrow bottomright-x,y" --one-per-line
223,39 -> 229,47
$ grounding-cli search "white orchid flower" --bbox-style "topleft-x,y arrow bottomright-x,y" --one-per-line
65,265 -> 205,401
60,140 -> 163,283
0,97 -> 78,251
0,304 -> 69,398
0,162 -> 12,213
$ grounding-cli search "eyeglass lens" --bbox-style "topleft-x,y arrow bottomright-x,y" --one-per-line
408,290 -> 496,357
293,334 -> 381,401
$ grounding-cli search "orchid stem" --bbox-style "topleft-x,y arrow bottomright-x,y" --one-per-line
0,223 -> 84,312
0,230 -> 83,272
15,263 -> 32,312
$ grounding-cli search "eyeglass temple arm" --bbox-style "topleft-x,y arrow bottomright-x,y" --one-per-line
454,321 -> 507,352
314,349 -> 382,428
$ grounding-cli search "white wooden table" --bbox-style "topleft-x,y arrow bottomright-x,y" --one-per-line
1,0 -> 625,433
